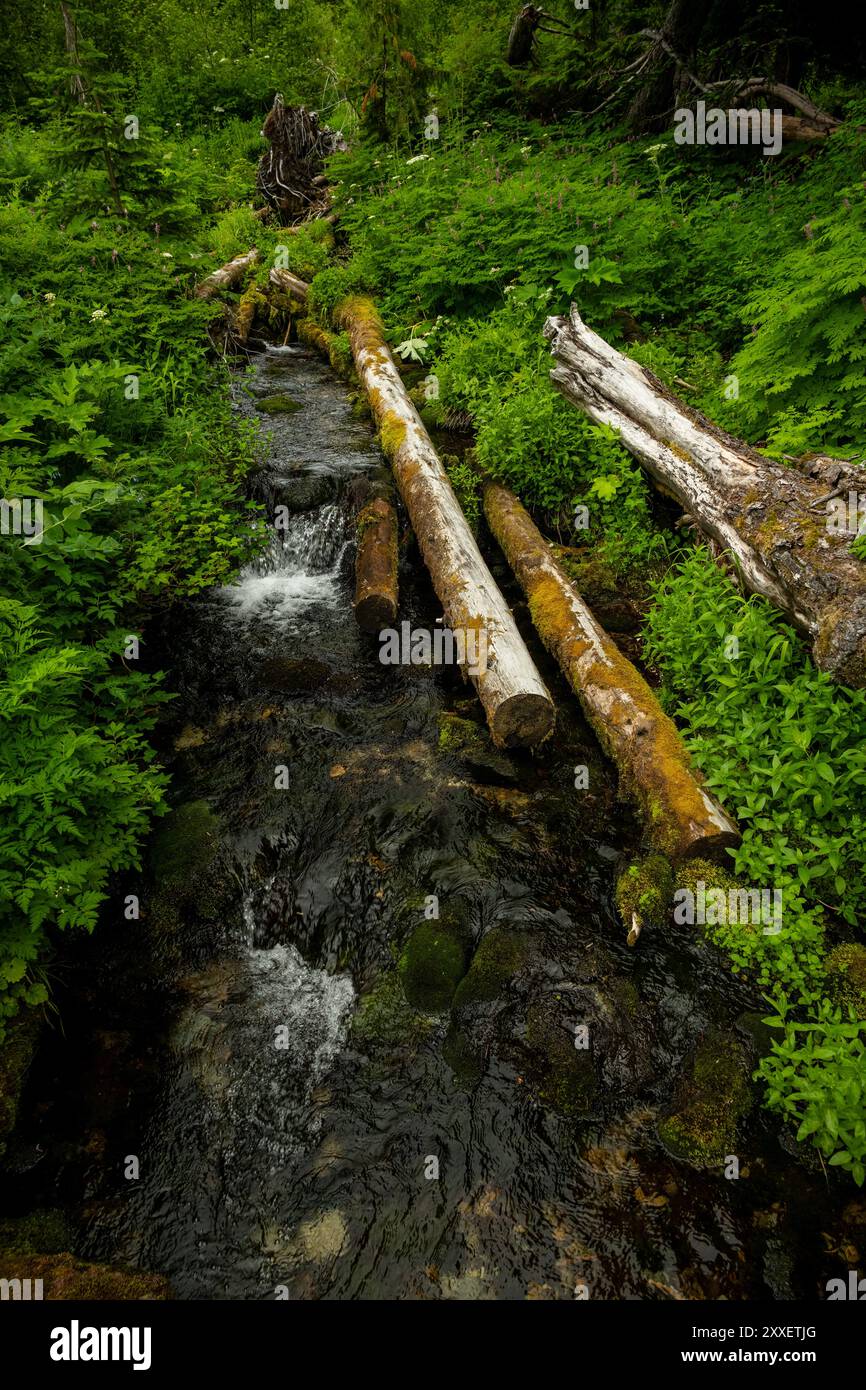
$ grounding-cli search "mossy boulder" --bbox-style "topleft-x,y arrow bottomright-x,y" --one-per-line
258,395 -> 303,414
0,1006 -> 41,1161
398,912 -> 471,1013
657,1028 -> 753,1168
443,929 -> 533,1085
0,1251 -> 172,1299
0,1209 -> 73,1255
525,994 -> 598,1117
616,853 -> 674,937
352,969 -> 435,1049
824,944 -> 866,1020
148,800 -> 220,886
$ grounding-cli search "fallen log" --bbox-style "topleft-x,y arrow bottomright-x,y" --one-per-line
196,248 -> 259,300
334,295 -> 555,747
545,306 -> 866,688
483,478 -> 739,861
355,492 -> 399,633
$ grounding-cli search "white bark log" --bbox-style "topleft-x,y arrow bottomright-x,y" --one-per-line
196,248 -> 259,299
335,297 -> 555,747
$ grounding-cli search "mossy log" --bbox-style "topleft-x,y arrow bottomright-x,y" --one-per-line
268,266 -> 311,306
355,495 -> 398,632
483,478 -> 739,860
332,294 -> 555,748
545,305 -> 866,688
195,247 -> 259,300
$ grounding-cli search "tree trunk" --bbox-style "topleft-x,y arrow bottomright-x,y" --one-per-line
196,248 -> 259,299
334,295 -> 555,747
484,478 -> 739,861
545,305 -> 866,688
627,0 -> 708,131
507,5 -> 542,66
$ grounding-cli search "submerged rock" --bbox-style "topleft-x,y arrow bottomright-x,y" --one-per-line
437,712 -> 520,784
657,1028 -> 753,1168
399,910 -> 472,1014
258,395 -> 304,414
525,993 -> 598,1117
270,473 -> 335,513
444,929 -> 533,1085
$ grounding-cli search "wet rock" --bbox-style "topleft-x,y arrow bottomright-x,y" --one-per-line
259,657 -> 334,694
399,910 -> 472,1014
437,712 -> 520,784
258,395 -> 304,414
657,1029 -> 753,1168
270,473 -> 335,513
444,929 -> 533,1085
296,1208 -> 348,1262
525,993 -> 598,1117
351,970 -> 435,1050
824,943 -> 866,1019
0,1251 -> 172,1299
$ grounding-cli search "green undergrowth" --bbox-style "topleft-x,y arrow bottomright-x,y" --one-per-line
0,96 -> 266,1034
644,550 -> 866,1180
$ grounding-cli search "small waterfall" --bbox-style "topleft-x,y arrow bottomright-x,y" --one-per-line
217,503 -> 351,625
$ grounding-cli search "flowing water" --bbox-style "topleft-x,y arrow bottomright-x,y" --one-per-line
6,344 -> 857,1300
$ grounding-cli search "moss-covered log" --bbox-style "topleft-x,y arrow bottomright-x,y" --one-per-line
332,294 -> 555,748
195,247 -> 259,300
483,478 -> 739,860
355,495 -> 398,632
545,305 -> 866,688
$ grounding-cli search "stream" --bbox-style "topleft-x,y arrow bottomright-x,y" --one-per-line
5,342 -> 856,1301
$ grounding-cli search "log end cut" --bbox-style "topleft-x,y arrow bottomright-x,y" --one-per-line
490,691 -> 556,750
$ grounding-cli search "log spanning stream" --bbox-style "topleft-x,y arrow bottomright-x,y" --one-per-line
7,343 -> 853,1300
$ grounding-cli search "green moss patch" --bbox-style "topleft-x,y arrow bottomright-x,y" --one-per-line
657,1029 -> 753,1168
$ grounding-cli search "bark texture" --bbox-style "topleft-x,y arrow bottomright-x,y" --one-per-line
196,248 -> 259,300
355,495 -> 399,633
484,479 -> 739,860
545,305 -> 866,689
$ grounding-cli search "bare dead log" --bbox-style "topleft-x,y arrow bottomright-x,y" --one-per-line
334,295 -> 555,747
484,479 -> 739,861
545,306 -> 866,688
707,79 -> 840,135
196,248 -> 259,300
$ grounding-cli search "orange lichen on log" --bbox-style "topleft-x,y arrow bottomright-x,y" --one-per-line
483,478 -> 739,860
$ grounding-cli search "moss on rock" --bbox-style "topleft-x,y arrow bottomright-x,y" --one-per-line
399,912 -> 471,1013
657,1028 -> 753,1167
615,853 -> 674,934
437,712 -> 519,784
0,1209 -> 73,1256
148,800 -> 220,886
824,943 -> 866,1020
352,969 -> 435,1048
0,1251 -> 172,1299
258,395 -> 303,414
525,995 -> 597,1117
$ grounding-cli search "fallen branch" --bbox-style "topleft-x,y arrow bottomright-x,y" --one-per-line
484,478 -> 739,861
545,306 -> 866,687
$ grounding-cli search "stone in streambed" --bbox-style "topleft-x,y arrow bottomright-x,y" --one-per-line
657,1029 -> 753,1168
258,657 -> 359,696
258,395 -> 304,414
399,908 -> 472,1014
270,473 -> 335,513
